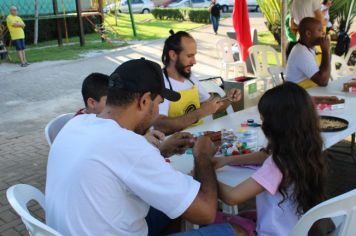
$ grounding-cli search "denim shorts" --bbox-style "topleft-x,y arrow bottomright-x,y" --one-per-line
146,207 -> 235,236
169,223 -> 235,236
14,39 -> 25,51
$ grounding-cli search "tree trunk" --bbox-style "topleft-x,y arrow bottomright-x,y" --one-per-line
34,0 -> 39,45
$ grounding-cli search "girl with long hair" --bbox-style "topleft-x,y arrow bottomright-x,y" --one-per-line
215,82 -> 327,236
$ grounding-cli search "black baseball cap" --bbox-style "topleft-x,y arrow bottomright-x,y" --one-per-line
110,58 -> 181,102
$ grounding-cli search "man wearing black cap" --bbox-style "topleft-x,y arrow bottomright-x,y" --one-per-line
45,59 -> 243,236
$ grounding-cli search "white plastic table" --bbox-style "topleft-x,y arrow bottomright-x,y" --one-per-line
169,106 -> 264,187
170,74 -> 356,186
308,74 -> 356,150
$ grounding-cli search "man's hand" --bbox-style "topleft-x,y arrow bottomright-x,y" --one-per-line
159,132 -> 195,158
200,97 -> 223,117
193,136 -> 216,160
319,36 -> 330,53
145,130 -> 165,147
226,88 -> 241,103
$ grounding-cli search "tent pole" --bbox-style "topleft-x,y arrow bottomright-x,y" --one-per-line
281,0 -> 287,66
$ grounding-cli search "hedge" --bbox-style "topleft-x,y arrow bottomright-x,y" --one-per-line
151,8 -> 185,21
151,8 -> 211,23
188,9 -> 211,23
1,15 -> 99,45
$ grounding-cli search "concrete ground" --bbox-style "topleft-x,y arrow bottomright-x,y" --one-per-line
0,14 -> 355,236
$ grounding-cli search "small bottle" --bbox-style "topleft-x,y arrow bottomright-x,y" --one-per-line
236,123 -> 258,151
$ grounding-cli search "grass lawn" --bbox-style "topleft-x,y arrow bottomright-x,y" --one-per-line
105,13 -> 204,40
7,13 -> 204,63
257,31 -> 282,65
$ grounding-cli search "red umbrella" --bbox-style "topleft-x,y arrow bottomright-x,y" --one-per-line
233,0 -> 252,61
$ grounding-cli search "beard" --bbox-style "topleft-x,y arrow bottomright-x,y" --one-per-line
175,59 -> 192,79
135,102 -> 155,135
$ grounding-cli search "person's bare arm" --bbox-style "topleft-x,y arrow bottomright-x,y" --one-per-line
153,97 -> 222,135
212,151 -> 269,169
181,137 -> 218,224
290,16 -> 299,33
218,178 -> 264,206
13,22 -> 25,28
310,37 -> 331,86
314,9 -> 324,24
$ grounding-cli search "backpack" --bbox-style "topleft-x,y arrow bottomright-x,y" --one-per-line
334,31 -> 350,56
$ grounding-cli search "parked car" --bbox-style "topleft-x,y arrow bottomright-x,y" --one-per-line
103,3 -> 116,13
120,0 -> 154,13
168,0 -> 211,8
218,0 -> 259,12
247,0 -> 259,12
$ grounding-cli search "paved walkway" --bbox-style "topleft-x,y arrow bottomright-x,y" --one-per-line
0,15 -> 355,236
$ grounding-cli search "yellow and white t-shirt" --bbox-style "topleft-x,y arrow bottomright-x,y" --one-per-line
6,15 -> 25,40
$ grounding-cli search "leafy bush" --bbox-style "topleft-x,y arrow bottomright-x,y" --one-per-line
329,0 -> 356,33
2,16 -> 99,45
188,9 -> 211,23
151,8 -> 210,23
257,0 -> 282,45
151,8 -> 185,21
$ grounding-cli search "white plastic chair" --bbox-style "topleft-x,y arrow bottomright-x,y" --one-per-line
330,55 -> 352,81
6,184 -> 62,236
268,65 -> 285,87
216,38 -> 248,80
289,189 -> 356,236
44,113 -> 74,146
249,45 -> 281,78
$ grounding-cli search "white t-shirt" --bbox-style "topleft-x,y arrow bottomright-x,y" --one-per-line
291,0 -> 321,25
252,156 -> 300,236
321,4 -> 332,28
159,75 -> 210,116
45,114 -> 200,236
286,43 -> 319,84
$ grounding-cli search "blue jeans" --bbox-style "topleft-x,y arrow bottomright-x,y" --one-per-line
211,16 -> 220,33
146,207 -> 235,236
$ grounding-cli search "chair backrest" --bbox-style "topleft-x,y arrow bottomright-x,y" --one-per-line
216,38 -> 237,63
6,184 -> 62,236
249,45 -> 281,78
330,55 -> 351,81
267,65 -> 285,87
289,189 -> 356,236
45,113 -> 74,146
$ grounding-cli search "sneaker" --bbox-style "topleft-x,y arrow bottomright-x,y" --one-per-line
20,63 -> 28,67
25,62 -> 30,66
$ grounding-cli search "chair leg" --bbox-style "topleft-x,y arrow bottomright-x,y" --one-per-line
351,133 -> 356,164
224,64 -> 229,80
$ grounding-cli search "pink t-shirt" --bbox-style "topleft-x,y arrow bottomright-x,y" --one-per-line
252,156 -> 300,236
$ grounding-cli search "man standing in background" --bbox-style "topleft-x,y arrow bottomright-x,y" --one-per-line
6,6 -> 29,67
209,0 -> 221,35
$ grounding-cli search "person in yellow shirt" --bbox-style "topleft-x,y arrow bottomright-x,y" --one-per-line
6,6 -> 28,67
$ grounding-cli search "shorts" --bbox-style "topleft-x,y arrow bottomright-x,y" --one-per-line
169,224 -> 235,236
13,39 -> 25,51
146,207 -> 235,236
